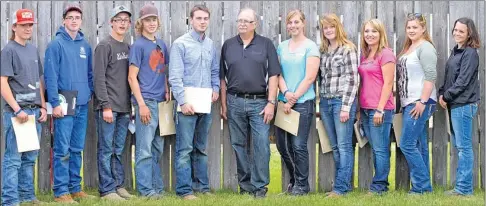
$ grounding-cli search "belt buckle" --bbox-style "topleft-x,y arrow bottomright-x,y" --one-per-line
243,94 -> 250,98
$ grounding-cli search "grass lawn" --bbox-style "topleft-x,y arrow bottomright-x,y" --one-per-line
35,144 -> 484,206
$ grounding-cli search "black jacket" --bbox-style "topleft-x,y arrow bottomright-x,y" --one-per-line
438,45 -> 480,107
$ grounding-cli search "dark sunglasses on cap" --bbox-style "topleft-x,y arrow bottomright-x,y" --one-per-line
407,13 -> 425,22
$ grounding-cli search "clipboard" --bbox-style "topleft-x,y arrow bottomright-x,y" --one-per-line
45,90 -> 78,115
176,87 -> 212,114
11,115 -> 40,152
354,122 -> 368,148
158,92 -> 176,136
392,113 -> 403,147
274,102 -> 300,136
316,119 -> 333,153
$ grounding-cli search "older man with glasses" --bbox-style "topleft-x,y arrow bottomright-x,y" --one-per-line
220,7 -> 281,199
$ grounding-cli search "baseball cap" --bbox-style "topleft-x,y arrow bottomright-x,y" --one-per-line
112,5 -> 131,19
63,4 -> 82,18
12,9 -> 35,25
138,4 -> 158,20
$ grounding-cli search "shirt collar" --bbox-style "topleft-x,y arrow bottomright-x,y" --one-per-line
190,29 -> 205,42
236,32 -> 259,46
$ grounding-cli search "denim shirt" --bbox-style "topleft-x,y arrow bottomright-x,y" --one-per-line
169,30 -> 220,106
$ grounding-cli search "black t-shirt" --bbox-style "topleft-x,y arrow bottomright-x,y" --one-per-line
220,33 -> 281,94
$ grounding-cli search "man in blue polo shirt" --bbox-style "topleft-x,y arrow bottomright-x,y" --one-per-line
169,5 -> 219,200
127,4 -> 169,199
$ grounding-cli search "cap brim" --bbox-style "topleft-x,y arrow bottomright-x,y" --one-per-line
139,14 -> 158,20
114,11 -> 132,18
16,21 -> 36,25
65,7 -> 83,15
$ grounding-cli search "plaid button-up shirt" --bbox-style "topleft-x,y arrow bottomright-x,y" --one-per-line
319,45 -> 359,112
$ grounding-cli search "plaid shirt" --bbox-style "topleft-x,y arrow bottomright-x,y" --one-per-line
319,45 -> 359,112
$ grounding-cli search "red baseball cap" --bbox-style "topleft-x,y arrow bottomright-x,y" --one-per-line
12,9 -> 35,25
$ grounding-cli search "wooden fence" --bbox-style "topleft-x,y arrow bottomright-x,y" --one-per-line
1,1 -> 485,195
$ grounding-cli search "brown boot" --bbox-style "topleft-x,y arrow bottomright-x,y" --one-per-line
54,195 -> 78,204
182,194 -> 198,200
71,191 -> 97,199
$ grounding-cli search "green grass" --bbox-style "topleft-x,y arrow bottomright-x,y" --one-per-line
34,144 -> 484,206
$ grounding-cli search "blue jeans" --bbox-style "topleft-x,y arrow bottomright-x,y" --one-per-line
134,101 -> 164,196
361,109 -> 393,193
1,108 -> 41,206
399,102 -> 435,193
275,100 -> 314,192
227,94 -> 270,193
53,104 -> 89,197
175,112 -> 211,196
450,103 -> 478,195
319,97 -> 356,194
96,110 -> 130,196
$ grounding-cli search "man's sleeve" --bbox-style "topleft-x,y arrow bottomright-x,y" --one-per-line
211,44 -> 220,92
88,45 -> 94,94
43,42 -> 61,107
1,48 -> 14,77
266,40 -> 281,77
93,43 -> 112,109
129,43 -> 142,68
168,42 -> 186,106
219,42 -> 227,80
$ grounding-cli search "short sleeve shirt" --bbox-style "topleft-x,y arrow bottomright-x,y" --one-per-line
358,48 -> 396,110
1,40 -> 43,109
129,36 -> 169,104
277,39 -> 319,103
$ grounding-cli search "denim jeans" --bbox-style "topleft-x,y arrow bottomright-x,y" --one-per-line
418,126 -> 430,176
95,110 -> 130,196
134,101 -> 165,196
450,103 -> 478,195
53,104 -> 89,197
175,112 -> 212,196
226,94 -> 270,193
399,102 -> 436,194
319,97 -> 356,194
275,100 -> 314,193
361,109 -> 393,193
1,108 -> 41,206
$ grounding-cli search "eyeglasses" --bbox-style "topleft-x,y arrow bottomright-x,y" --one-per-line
236,19 -> 255,24
65,16 -> 82,21
113,18 -> 131,24
407,13 -> 425,22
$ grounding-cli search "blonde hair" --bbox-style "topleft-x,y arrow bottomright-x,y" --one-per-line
319,13 -> 355,53
398,14 -> 435,57
286,10 -> 306,34
360,19 -> 389,59
134,17 -> 161,35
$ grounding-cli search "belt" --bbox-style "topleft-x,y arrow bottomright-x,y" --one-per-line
21,105 -> 39,109
228,92 -> 267,99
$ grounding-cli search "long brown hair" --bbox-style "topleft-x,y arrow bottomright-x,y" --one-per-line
319,13 -> 355,53
453,17 -> 481,49
360,19 -> 389,59
398,13 -> 435,57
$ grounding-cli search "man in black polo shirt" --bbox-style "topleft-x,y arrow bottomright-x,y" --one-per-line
220,7 -> 280,198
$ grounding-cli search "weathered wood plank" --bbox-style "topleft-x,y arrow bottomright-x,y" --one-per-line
170,1 -> 188,44
121,133 -> 133,191
317,120 -> 334,192
261,1 -> 279,47
51,1 -> 65,41
153,1 -> 170,44
361,1 -> 377,21
358,143 -> 373,190
97,1 -> 113,41
301,1 -> 318,43
308,117 -> 318,192
0,1 -> 9,198
222,1 -> 240,192
80,0 -> 98,189
429,1 -> 449,187
377,1 -> 394,50
478,0 -> 486,190
317,1 -> 342,16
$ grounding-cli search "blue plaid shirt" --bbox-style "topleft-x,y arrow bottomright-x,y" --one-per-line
169,30 -> 220,106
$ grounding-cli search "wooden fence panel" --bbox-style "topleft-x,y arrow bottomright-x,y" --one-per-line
478,0 -> 486,190
431,1 -> 449,187
0,1 -> 8,199
262,1 -> 279,47
308,118 -> 318,192
222,1 -> 240,192
302,1 -> 318,43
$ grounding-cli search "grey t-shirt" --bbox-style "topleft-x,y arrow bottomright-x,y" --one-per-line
1,40 -> 43,110
93,35 -> 131,112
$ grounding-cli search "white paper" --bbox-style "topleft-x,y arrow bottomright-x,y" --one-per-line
46,102 -> 68,115
176,87 -> 212,114
11,115 -> 40,152
128,120 -> 136,134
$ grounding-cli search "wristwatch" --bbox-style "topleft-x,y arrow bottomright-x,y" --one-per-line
375,109 -> 385,114
268,99 -> 276,105
417,99 -> 427,105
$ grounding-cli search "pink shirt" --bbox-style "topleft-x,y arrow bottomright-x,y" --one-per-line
358,48 -> 396,110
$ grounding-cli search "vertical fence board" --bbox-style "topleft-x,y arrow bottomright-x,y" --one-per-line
222,1 -> 240,192
80,0 -> 99,189
262,1 -> 279,47
317,1 -> 342,16
308,118 -> 318,192
97,1 -> 113,41
478,0 -> 486,190
429,1 -> 449,187
302,1 -> 318,43
121,133 -> 133,191
0,1 -> 8,199
51,1 -> 65,41
318,122 -> 335,192
154,1 -> 170,43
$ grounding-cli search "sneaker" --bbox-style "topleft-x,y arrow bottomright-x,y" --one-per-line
182,194 -> 198,200
71,191 -> 97,199
325,191 -> 342,198
239,190 -> 253,195
20,199 -> 47,205
101,193 -> 126,201
254,188 -> 268,199
444,190 -> 467,196
201,191 -> 215,196
147,193 -> 164,200
116,188 -> 134,199
54,195 -> 78,204
291,186 -> 309,196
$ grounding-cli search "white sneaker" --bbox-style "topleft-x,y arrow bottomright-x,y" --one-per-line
101,193 -> 126,201
116,188 -> 134,199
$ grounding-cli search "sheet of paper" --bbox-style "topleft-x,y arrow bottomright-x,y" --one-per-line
316,119 -> 332,153
128,120 -> 136,134
274,102 -> 300,136
46,102 -> 68,115
445,109 -> 452,136
393,113 -> 403,147
354,122 -> 368,148
158,101 -> 176,136
11,115 -> 40,152
176,87 -> 212,114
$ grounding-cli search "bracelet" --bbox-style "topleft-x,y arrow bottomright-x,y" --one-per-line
375,109 -> 385,114
14,109 -> 23,116
283,90 -> 289,96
